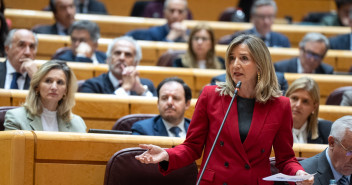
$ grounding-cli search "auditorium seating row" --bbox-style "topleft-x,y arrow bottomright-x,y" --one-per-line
0,130 -> 328,185
5,8 -> 350,48
1,89 -> 352,131
30,34 -> 352,72
4,0 -> 335,22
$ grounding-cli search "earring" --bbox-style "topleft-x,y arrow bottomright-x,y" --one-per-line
257,73 -> 261,82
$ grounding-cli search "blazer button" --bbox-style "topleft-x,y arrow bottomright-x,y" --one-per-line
261,149 -> 265,153
220,141 -> 224,146
223,183 -> 227,185
245,163 -> 250,169
224,162 -> 229,167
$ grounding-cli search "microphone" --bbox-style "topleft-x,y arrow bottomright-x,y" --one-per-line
196,81 -> 242,185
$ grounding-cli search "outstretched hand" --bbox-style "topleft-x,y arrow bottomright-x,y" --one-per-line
135,144 -> 169,164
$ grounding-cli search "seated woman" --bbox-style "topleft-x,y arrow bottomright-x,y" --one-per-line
285,76 -> 332,144
4,60 -> 86,132
173,23 -> 225,69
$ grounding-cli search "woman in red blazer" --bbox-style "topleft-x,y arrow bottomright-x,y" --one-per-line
136,34 -> 314,185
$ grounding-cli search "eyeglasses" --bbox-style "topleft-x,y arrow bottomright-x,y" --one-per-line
254,14 -> 275,20
302,48 -> 324,61
192,36 -> 210,42
335,139 -> 352,156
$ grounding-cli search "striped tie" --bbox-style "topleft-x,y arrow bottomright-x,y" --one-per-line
339,176 -> 349,185
169,127 -> 181,137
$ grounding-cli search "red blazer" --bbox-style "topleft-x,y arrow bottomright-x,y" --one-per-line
162,85 -> 304,185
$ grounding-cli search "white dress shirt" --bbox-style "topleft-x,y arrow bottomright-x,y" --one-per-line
162,118 -> 186,138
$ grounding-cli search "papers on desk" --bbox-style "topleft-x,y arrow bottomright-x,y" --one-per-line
263,173 -> 315,182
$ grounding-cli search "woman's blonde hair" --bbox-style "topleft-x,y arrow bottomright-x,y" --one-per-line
24,60 -> 77,122
285,76 -> 320,140
181,23 -> 223,69
217,34 -> 281,103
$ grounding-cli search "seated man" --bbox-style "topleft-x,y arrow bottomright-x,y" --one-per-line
300,116 -> 352,184
341,90 -> 352,106
320,0 -> 352,27
131,77 -> 191,138
126,0 -> 188,42
0,29 -> 38,90
218,0 -> 290,48
33,0 -> 75,35
53,20 -> 106,64
80,36 -> 157,96
75,0 -> 108,15
274,32 -> 334,74
329,7 -> 352,50
210,72 -> 288,95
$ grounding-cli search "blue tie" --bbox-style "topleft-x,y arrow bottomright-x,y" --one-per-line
339,176 -> 349,185
10,72 -> 21,89
169,127 -> 181,137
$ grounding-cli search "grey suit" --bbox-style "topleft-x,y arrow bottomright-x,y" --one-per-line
341,91 -> 352,106
4,107 -> 87,132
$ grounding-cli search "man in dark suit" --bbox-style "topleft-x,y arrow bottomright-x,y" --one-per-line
131,77 -> 192,137
274,32 -> 334,74
53,20 -> 106,64
32,0 -> 75,35
329,7 -> 352,50
218,0 -> 290,47
75,0 -> 108,15
300,116 -> 352,185
0,29 -> 38,90
210,72 -> 289,95
80,36 -> 156,96
126,0 -> 189,42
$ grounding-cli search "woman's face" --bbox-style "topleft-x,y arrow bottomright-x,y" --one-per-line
191,29 -> 212,59
228,44 -> 258,90
37,69 -> 67,109
288,89 -> 317,125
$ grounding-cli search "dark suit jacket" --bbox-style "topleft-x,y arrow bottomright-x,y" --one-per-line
210,72 -> 289,95
54,49 -> 107,63
308,120 -> 332,144
300,149 -> 336,185
126,24 -> 186,42
83,0 -> 108,14
274,57 -> 334,74
219,28 -> 291,47
131,115 -> 191,136
0,60 -> 31,89
32,23 -> 60,35
329,34 -> 350,50
173,56 -> 225,69
79,72 -> 157,96
161,86 -> 303,184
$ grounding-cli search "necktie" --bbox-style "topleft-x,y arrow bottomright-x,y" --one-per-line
339,176 -> 349,185
169,127 -> 181,137
10,72 -> 21,89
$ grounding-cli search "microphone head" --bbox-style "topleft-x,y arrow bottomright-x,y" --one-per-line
236,81 -> 242,89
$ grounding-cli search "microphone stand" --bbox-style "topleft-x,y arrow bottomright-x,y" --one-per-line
196,81 -> 242,185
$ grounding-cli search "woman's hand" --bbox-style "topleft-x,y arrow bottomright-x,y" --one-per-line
135,144 -> 169,164
295,170 -> 314,185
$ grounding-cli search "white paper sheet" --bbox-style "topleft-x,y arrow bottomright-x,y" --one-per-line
263,173 -> 315,182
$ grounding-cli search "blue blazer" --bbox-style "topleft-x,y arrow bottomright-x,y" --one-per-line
220,28 -> 291,47
54,49 -> 107,64
329,33 -> 350,50
0,60 -> 31,89
126,24 -> 186,42
274,57 -> 334,74
131,115 -> 191,136
32,24 -> 59,35
210,72 -> 289,95
79,72 -> 157,96
308,120 -> 332,144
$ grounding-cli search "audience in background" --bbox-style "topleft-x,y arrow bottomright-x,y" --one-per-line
341,91 -> 352,106
300,116 -> 352,184
80,36 -> 156,96
4,60 -> 86,132
53,20 -> 106,64
142,0 -> 192,19
320,0 -> 352,27
0,29 -> 38,90
173,23 -> 225,69
274,32 -> 333,74
218,0 -> 290,48
33,0 -> 76,35
286,77 -> 332,144
74,0 -> 108,15
126,0 -> 189,42
329,7 -> 352,50
0,12 -> 8,57
132,77 -> 191,138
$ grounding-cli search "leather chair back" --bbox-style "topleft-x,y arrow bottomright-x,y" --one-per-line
326,86 -> 352,105
112,114 -> 157,131
156,50 -> 186,66
104,147 -> 198,185
0,106 -> 18,131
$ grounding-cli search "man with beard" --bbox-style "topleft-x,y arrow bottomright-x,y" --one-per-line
131,77 -> 192,138
79,36 -> 156,96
